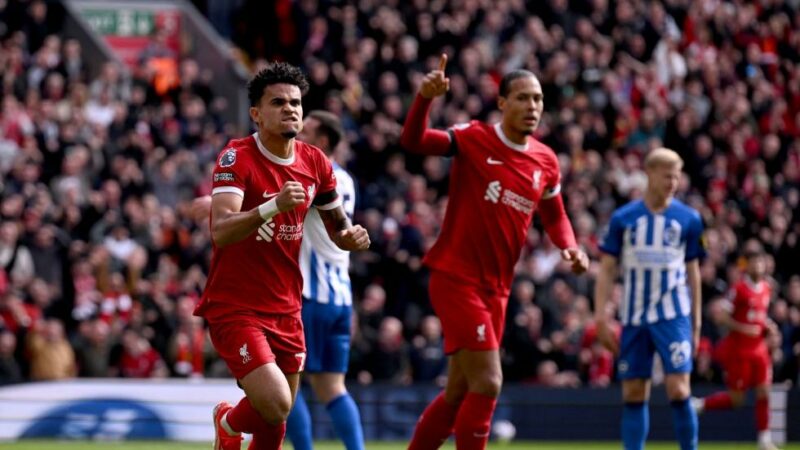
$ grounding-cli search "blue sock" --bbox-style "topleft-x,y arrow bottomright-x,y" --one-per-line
287,389 -> 313,450
327,393 -> 365,450
622,402 -> 648,450
670,399 -> 698,450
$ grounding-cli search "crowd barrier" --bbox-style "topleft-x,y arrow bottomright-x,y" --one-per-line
0,380 -> 794,443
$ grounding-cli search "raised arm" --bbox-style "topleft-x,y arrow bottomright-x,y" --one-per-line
399,54 -> 455,156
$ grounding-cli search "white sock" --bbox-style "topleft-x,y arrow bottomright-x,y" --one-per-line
690,396 -> 705,414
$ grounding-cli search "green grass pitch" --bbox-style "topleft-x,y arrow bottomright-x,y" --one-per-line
0,441 -> 797,449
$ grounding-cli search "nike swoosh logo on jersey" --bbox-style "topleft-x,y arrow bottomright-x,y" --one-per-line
263,191 -> 278,199
486,157 -> 503,165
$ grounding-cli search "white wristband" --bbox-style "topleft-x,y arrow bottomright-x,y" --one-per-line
257,198 -> 280,221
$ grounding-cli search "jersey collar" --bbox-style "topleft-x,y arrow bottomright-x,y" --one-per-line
493,123 -> 529,152
743,275 -> 764,292
253,132 -> 295,166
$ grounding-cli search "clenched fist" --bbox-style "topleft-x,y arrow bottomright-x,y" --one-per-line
335,225 -> 370,251
276,181 -> 306,212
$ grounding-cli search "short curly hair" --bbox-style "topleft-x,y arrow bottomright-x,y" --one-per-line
247,62 -> 310,106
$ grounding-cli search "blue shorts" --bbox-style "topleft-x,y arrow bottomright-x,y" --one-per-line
618,316 -> 693,380
301,297 -> 352,373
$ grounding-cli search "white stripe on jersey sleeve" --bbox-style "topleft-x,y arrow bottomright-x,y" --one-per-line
316,196 -> 343,210
212,186 -> 245,197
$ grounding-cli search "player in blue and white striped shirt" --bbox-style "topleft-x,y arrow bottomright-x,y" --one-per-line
595,148 -> 705,450
286,111 -> 364,450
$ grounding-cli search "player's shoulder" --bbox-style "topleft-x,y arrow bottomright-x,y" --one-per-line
668,199 -> 703,222
294,139 -> 324,157
611,199 -> 645,222
295,140 -> 331,166
529,139 -> 560,164
223,134 -> 258,152
216,135 -> 256,167
731,280 -> 749,297
449,120 -> 484,133
294,139 -> 329,164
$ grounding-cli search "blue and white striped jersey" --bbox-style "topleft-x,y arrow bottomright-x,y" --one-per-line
599,199 -> 705,327
300,162 -> 356,306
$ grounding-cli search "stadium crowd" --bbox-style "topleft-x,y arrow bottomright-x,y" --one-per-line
0,0 -> 799,390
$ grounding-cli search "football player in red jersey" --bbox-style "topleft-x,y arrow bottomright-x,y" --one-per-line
400,54 -> 589,450
692,240 -> 780,450
194,62 -> 370,450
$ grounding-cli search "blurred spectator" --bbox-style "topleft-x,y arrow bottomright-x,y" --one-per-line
0,289 -> 39,335
0,221 -> 34,289
114,328 -> 168,379
534,360 -> 581,388
409,315 -> 446,385
167,296 -> 210,378
359,316 -> 410,385
0,330 -> 23,385
73,318 -> 115,377
27,318 -> 76,380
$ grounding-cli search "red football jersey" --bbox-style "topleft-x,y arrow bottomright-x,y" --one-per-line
726,276 -> 771,353
424,121 -> 562,291
196,133 -> 339,319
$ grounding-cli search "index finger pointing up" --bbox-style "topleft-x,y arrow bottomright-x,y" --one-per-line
438,53 -> 448,72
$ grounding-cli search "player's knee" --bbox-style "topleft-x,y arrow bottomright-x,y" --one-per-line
310,377 -> 346,404
622,390 -> 647,403
251,393 -> 293,425
664,373 -> 691,401
470,371 -> 503,397
666,383 -> 690,401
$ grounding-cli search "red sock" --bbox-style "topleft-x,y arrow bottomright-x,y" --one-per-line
756,397 -> 769,432
453,392 -> 497,450
248,422 -> 286,450
408,392 -> 460,450
703,392 -> 733,411
227,396 -> 266,434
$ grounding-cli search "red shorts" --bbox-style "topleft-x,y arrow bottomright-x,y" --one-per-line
429,270 -> 508,354
721,349 -> 772,391
208,312 -> 306,379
